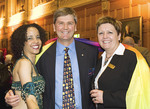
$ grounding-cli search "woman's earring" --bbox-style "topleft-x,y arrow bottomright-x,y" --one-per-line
21,51 -> 24,56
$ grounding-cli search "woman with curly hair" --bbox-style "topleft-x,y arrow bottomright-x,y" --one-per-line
6,23 -> 46,109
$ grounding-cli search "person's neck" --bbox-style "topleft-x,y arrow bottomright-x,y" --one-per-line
23,53 -> 36,64
57,38 -> 74,47
105,53 -> 113,59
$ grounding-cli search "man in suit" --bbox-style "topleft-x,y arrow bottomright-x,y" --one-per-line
5,7 -> 99,109
122,36 -> 150,66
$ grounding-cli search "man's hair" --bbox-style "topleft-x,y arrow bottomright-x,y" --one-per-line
96,16 -> 122,35
53,7 -> 77,24
122,36 -> 135,47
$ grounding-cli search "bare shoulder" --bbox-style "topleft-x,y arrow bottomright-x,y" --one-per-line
17,58 -> 32,85
18,58 -> 31,66
13,58 -> 32,81
17,58 -> 32,75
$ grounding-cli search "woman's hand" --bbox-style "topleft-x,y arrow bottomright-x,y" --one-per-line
90,89 -> 104,104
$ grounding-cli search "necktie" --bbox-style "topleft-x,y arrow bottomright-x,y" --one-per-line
62,47 -> 76,109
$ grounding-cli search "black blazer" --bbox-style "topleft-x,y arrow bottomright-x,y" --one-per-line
93,49 -> 137,109
36,40 -> 99,109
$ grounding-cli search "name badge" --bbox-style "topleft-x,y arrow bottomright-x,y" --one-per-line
108,63 -> 115,69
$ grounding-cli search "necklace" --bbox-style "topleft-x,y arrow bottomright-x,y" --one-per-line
104,56 -> 111,66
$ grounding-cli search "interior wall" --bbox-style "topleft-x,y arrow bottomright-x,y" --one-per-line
25,0 -> 150,50
0,0 -> 150,51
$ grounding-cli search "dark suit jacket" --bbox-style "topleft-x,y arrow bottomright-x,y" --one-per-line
93,49 -> 137,109
36,40 -> 99,109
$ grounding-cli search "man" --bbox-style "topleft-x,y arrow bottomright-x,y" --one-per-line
122,36 -> 135,47
122,36 -> 150,66
5,7 -> 99,109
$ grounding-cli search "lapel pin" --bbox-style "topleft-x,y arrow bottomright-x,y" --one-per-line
81,54 -> 84,56
108,63 -> 115,69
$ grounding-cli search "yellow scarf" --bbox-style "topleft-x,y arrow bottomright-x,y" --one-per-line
124,44 -> 150,109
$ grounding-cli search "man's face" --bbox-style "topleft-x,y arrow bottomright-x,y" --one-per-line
53,15 -> 77,45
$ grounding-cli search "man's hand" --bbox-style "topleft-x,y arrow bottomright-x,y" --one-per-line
5,90 -> 20,107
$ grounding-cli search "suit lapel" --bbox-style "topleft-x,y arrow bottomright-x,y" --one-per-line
94,57 -> 102,79
75,40 -> 88,81
101,55 -> 121,78
45,41 -> 56,103
75,40 -> 89,108
94,54 -> 121,81
107,55 -> 120,69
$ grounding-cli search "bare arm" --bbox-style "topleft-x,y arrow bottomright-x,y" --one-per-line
18,59 -> 39,109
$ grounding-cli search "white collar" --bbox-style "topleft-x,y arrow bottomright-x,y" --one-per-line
101,43 -> 125,58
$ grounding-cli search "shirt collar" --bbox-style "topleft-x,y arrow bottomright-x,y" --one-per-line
102,43 -> 125,57
114,43 -> 125,55
56,39 -> 76,54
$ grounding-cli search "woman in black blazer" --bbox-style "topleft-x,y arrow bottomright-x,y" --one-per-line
90,16 -> 137,109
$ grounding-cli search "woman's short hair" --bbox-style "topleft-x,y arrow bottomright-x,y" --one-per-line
10,23 -> 46,62
96,16 -> 122,35
53,7 -> 77,24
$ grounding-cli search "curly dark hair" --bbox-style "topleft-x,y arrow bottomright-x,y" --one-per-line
10,23 -> 46,62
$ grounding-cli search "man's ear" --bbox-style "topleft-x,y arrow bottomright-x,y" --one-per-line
75,24 -> 77,32
53,24 -> 56,32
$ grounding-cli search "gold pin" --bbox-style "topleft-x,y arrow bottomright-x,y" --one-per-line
108,63 -> 115,69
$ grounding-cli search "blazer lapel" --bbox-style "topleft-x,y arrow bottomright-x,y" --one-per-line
107,54 -> 120,70
94,54 -> 121,82
75,40 -> 90,108
100,54 -> 121,79
44,41 -> 56,104
75,40 -> 88,81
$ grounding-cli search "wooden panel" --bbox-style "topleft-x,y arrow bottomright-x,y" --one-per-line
91,14 -> 96,30
80,17 -> 85,32
86,4 -> 101,16
116,8 -> 122,20
132,5 -> 139,17
110,10 -> 115,18
90,30 -> 96,38
141,4 -> 148,19
147,20 -> 150,48
80,31 -> 86,38
46,24 -> 50,31
96,13 -> 102,21
123,7 -> 129,18
110,0 -> 129,11
86,15 -> 91,31
76,9 -> 85,18
143,19 -> 148,32
77,18 -> 81,32
132,0 -> 148,6
86,30 -> 91,38
45,15 -> 53,25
